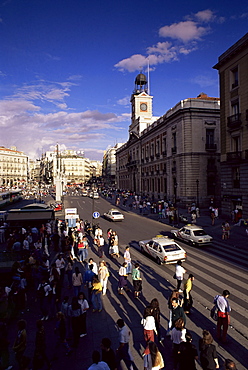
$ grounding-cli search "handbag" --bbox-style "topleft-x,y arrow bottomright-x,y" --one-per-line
173,273 -> 177,279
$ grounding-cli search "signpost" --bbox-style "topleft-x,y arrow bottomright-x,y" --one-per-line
93,211 -> 100,219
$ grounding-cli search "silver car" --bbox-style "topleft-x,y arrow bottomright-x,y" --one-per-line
171,224 -> 213,246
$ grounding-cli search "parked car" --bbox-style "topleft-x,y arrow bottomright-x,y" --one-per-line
82,190 -> 88,196
171,224 -> 213,246
103,209 -> 124,222
139,235 -> 186,264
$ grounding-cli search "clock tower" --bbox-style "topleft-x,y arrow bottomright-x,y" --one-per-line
129,73 -> 155,136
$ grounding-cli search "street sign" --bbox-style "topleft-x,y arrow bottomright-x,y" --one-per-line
93,211 -> 100,219
65,208 -> 77,215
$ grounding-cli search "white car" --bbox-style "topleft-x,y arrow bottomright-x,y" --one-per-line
171,224 -> 213,246
139,235 -> 186,265
82,190 -> 88,196
89,192 -> 99,199
103,209 -> 124,222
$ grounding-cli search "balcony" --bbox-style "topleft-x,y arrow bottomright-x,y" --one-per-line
226,151 -> 242,162
155,153 -> 160,158
205,143 -> 217,151
150,155 -> 154,161
162,150 -> 167,157
227,113 -> 242,130
171,147 -> 177,155
171,167 -> 176,174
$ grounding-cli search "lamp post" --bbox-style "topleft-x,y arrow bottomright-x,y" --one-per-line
196,179 -> 199,208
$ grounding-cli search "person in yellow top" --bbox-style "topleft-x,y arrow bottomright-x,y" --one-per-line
92,276 -> 103,312
183,274 -> 194,314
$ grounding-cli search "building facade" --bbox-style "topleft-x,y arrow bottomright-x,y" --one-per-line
0,146 -> 28,187
102,143 -> 124,186
116,75 -> 221,208
214,32 -> 248,219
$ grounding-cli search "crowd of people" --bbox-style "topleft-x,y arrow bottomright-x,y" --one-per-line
0,201 -> 238,370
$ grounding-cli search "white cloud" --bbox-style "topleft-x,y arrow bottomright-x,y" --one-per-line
117,96 -> 130,106
159,21 -> 208,43
115,9 -> 220,73
194,9 -> 215,22
0,81 -> 129,160
190,74 -> 218,88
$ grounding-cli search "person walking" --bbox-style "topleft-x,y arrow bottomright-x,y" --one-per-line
141,307 -> 157,355
183,274 -> 194,314
199,330 -> 219,370
143,341 -> 164,370
78,292 -> 89,337
214,290 -> 231,343
175,261 -> 186,292
101,338 -> 117,370
88,350 -> 110,370
83,264 -> 96,302
37,278 -> 52,321
171,298 -> 186,329
72,267 -> 83,297
150,298 -> 163,343
171,318 -> 187,370
92,276 -> 103,312
167,290 -> 183,334
13,319 -> 27,370
118,262 -> 129,295
132,263 -> 142,298
109,231 -> 119,258
116,319 -> 134,370
77,236 -> 89,263
68,297 -> 81,348
124,246 -> 132,274
33,320 -> 50,370
178,331 -> 198,370
98,261 -> 109,296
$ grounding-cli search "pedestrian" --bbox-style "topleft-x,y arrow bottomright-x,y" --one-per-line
224,221 -> 230,239
199,330 -> 219,370
183,274 -> 194,314
150,298 -> 163,343
171,318 -> 187,370
116,319 -> 134,370
109,231 -> 119,258
171,298 -> 186,329
167,290 -> 184,334
178,331 -> 198,370
98,260 -> 109,296
88,350 -> 110,370
132,263 -> 142,298
50,280 -> 61,318
13,319 -> 27,370
83,264 -> 96,301
101,338 -> 117,370
77,236 -> 89,263
175,260 -> 186,292
0,321 -> 12,370
78,292 -> 89,337
55,253 -> 66,285
54,312 -> 71,356
65,257 -> 73,289
214,289 -> 231,343
124,246 -> 132,274
141,306 -> 157,355
143,341 -> 164,370
118,262 -> 129,295
224,359 -> 237,370
96,235 -> 105,258
87,257 -> 98,275
222,223 -> 228,240
32,320 -> 50,370
92,276 -> 103,312
68,297 -> 81,348
37,278 -> 52,321
72,266 -> 83,297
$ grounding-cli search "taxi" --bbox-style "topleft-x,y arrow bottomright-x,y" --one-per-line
103,209 -> 124,222
171,224 -> 213,246
139,235 -> 186,265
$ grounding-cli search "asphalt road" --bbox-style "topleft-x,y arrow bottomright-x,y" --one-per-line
61,194 -> 248,370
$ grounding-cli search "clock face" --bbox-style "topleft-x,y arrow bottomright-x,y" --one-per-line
140,103 -> 147,111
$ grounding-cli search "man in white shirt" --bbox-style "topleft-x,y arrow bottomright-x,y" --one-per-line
88,350 -> 110,370
116,319 -> 134,370
175,260 -> 186,292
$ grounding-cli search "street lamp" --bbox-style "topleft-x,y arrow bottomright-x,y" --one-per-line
196,179 -> 199,208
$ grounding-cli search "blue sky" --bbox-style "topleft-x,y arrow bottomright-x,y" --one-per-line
0,0 -> 247,160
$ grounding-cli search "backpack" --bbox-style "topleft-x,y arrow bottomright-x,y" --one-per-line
210,304 -> 218,321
